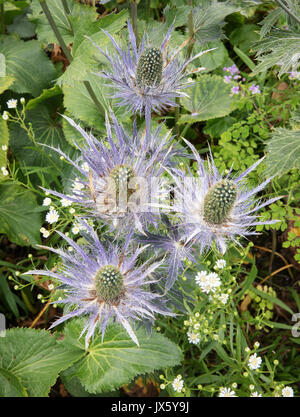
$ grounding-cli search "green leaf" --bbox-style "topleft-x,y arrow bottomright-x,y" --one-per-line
193,2 -> 239,44
229,24 -> 260,54
193,40 -> 229,73
29,0 -> 98,46
252,30 -> 300,76
57,11 -> 128,86
0,272 -> 19,317
0,118 -> 9,181
179,74 -> 236,124
0,75 -> 15,94
0,368 -> 27,397
63,73 -> 107,130
0,182 -> 42,246
264,128 -> 300,177
0,327 -> 82,397
0,37 -> 57,96
26,85 -> 62,110
61,319 -> 183,394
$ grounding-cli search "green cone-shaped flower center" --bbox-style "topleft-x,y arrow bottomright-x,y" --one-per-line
94,265 -> 124,304
109,164 -> 136,198
136,47 -> 163,88
203,179 -> 237,225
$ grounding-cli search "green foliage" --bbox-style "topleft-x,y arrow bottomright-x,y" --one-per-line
0,327 -> 82,396
0,182 -> 42,246
179,74 -> 236,124
60,319 -> 183,394
264,127 -> 300,177
0,38 -> 57,97
0,119 -> 9,181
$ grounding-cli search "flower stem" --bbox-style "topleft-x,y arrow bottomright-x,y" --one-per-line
39,0 -> 105,117
130,0 -> 139,46
186,0 -> 195,59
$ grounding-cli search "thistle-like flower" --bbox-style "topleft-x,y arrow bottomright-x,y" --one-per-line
43,113 -> 170,233
135,214 -> 195,290
25,224 -> 174,348
90,21 -> 211,136
168,140 -> 280,254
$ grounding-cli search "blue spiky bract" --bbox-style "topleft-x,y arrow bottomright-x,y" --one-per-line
25,223 -> 174,348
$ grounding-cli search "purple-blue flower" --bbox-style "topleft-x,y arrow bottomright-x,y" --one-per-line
25,224 -> 174,348
231,86 -> 239,95
89,20 -> 212,137
249,84 -> 261,94
167,140 -> 280,254
43,113 -> 171,234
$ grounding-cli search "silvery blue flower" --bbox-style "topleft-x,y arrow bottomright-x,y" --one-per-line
25,224 -> 174,348
43,113 -> 170,233
89,20 -> 212,137
168,140 -> 281,254
135,214 -> 195,290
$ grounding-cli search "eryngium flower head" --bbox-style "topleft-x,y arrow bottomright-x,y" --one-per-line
169,140 -> 281,254
25,225 -> 174,348
90,21 -> 212,128
43,113 -> 170,233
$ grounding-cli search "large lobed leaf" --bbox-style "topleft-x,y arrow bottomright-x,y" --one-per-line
0,327 -> 82,396
179,74 -> 236,124
0,38 -> 57,97
60,319 -> 183,394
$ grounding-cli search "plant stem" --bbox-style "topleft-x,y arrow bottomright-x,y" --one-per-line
174,97 -> 181,137
275,0 -> 300,25
146,0 -> 150,23
39,0 -> 105,117
186,0 -> 195,58
61,0 -> 74,35
39,0 -> 73,63
130,0 -> 139,46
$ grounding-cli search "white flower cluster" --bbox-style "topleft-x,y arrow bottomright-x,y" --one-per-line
172,375 -> 184,393
248,353 -> 262,370
195,271 -> 221,294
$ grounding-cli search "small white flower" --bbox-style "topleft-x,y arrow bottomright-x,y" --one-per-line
42,230 -> 50,238
40,227 -> 46,233
81,162 -> 89,173
251,391 -> 262,397
1,167 -> 8,176
43,197 -> 52,206
48,284 -> 54,291
199,272 -> 221,294
1,145 -> 7,151
46,209 -> 59,224
69,208 -> 75,214
2,111 -> 8,120
20,97 -> 25,104
172,376 -> 184,393
248,353 -> 262,370
282,386 -> 294,397
195,270 -> 208,286
73,178 -> 85,191
61,197 -> 72,207
214,259 -> 226,270
207,272 -> 221,288
72,225 -> 80,235
7,99 -> 17,109
194,323 -> 200,330
187,331 -> 200,345
219,293 -> 229,305
219,387 -> 237,397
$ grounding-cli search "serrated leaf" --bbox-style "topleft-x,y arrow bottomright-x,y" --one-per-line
252,30 -> 300,76
265,128 -> 300,177
193,2 -> 239,43
26,85 -> 62,110
28,0 -> 98,46
0,368 -> 27,397
192,40 -> 228,72
179,74 -> 236,124
63,73 -> 107,130
0,327 -> 82,397
0,182 -> 42,246
0,37 -> 57,96
61,319 -> 183,394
